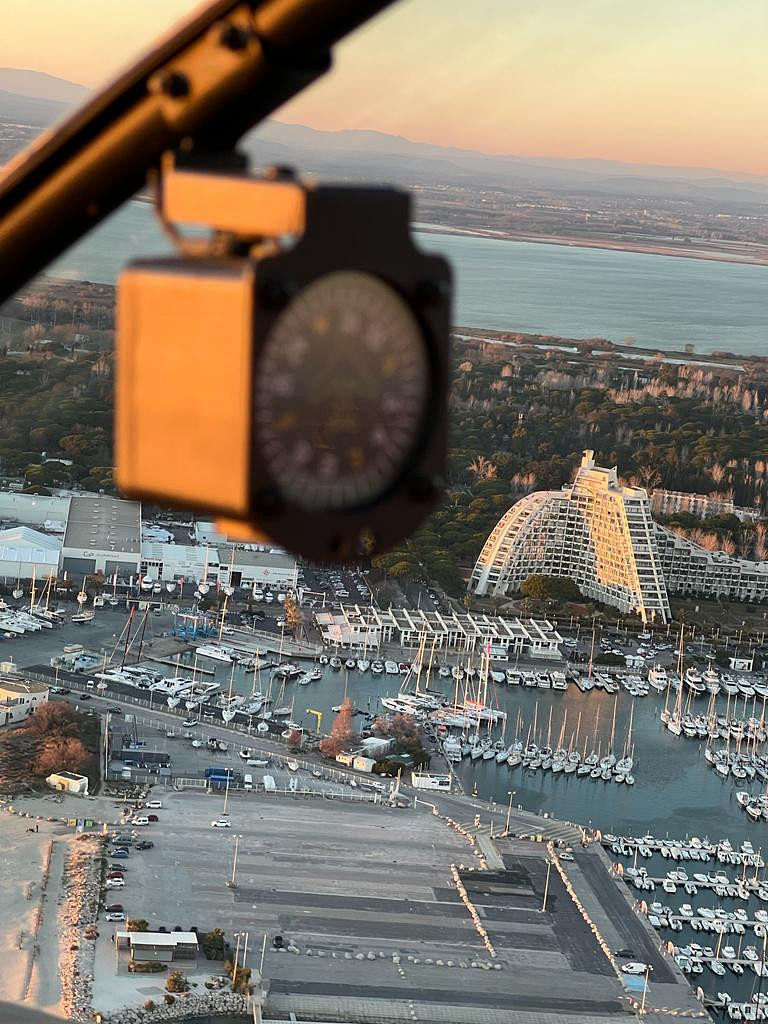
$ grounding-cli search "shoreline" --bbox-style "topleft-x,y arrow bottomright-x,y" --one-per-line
415,222 -> 768,267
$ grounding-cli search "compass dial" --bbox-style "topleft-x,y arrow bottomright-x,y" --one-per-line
253,271 -> 430,512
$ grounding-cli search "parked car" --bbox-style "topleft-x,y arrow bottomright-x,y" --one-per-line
621,962 -> 649,975
106,878 -> 125,888
105,911 -> 125,923
131,817 -> 150,826
111,848 -> 130,859
211,819 -> 231,828
146,814 -> 159,822
80,694 -> 92,701
105,904 -> 123,913
135,841 -> 154,851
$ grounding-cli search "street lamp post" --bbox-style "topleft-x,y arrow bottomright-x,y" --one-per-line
232,932 -> 242,984
640,964 -> 653,1014
228,834 -> 242,887
505,790 -> 515,835
541,859 -> 552,912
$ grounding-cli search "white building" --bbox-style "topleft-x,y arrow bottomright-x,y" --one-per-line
0,677 -> 49,727
650,488 -> 760,523
140,542 -> 297,590
0,491 -> 70,527
472,451 -> 768,623
0,526 -> 60,582
471,451 -> 671,624
46,770 -> 89,795
314,604 -> 562,656
61,495 -> 142,578
411,772 -> 452,792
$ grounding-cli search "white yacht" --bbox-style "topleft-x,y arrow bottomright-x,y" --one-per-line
384,660 -> 400,675
648,665 -> 668,691
196,644 -> 233,663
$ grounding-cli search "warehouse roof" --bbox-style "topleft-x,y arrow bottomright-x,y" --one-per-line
220,545 -> 295,570
63,496 -> 141,554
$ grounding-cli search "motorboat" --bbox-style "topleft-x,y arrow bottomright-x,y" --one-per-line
330,656 -> 342,670
384,661 -> 400,675
196,644 -> 233,663
345,659 -> 356,670
371,661 -> 384,674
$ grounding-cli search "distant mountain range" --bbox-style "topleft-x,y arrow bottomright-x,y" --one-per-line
0,67 -> 765,204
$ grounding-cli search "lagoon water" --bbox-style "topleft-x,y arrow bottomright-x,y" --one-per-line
49,200 -> 768,356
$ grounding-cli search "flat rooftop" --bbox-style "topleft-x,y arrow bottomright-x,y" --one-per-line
63,496 -> 141,554
0,678 -> 49,696
219,545 -> 296,570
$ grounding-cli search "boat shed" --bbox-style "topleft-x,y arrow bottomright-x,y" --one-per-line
61,496 -> 142,577
116,930 -> 198,963
0,525 -> 60,582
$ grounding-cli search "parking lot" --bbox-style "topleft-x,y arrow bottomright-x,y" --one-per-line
106,712 -> 387,799
82,789 -> 636,1024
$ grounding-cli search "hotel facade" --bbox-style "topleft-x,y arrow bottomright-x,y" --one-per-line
471,451 -> 768,624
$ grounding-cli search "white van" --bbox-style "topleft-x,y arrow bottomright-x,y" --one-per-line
243,773 -> 253,791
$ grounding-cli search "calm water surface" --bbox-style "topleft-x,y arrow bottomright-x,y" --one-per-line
48,201 -> 768,356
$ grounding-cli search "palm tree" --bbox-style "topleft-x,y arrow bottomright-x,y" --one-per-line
467,455 -> 497,481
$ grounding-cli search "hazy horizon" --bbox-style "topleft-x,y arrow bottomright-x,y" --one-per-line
0,0 -> 765,177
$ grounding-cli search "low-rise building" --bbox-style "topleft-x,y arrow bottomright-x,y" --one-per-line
46,770 -> 89,795
314,605 -> 562,656
116,930 -> 198,964
359,736 -> 394,758
353,755 -> 376,773
411,772 -> 452,792
140,541 -> 297,590
0,677 -> 49,727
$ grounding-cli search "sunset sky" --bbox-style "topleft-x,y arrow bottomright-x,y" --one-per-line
1,0 -> 766,175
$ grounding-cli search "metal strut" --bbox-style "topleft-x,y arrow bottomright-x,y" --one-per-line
0,0 -> 398,304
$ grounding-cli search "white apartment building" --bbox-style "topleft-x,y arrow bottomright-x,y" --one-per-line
650,488 -> 760,523
471,451 -> 671,623
472,451 -> 768,622
654,528 -> 768,602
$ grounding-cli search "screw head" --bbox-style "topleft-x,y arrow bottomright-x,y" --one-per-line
161,72 -> 190,98
219,24 -> 249,51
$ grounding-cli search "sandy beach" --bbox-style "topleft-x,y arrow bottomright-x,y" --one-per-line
0,816 -> 56,1010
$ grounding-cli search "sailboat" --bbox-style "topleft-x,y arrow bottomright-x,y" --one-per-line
666,625 -> 686,736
